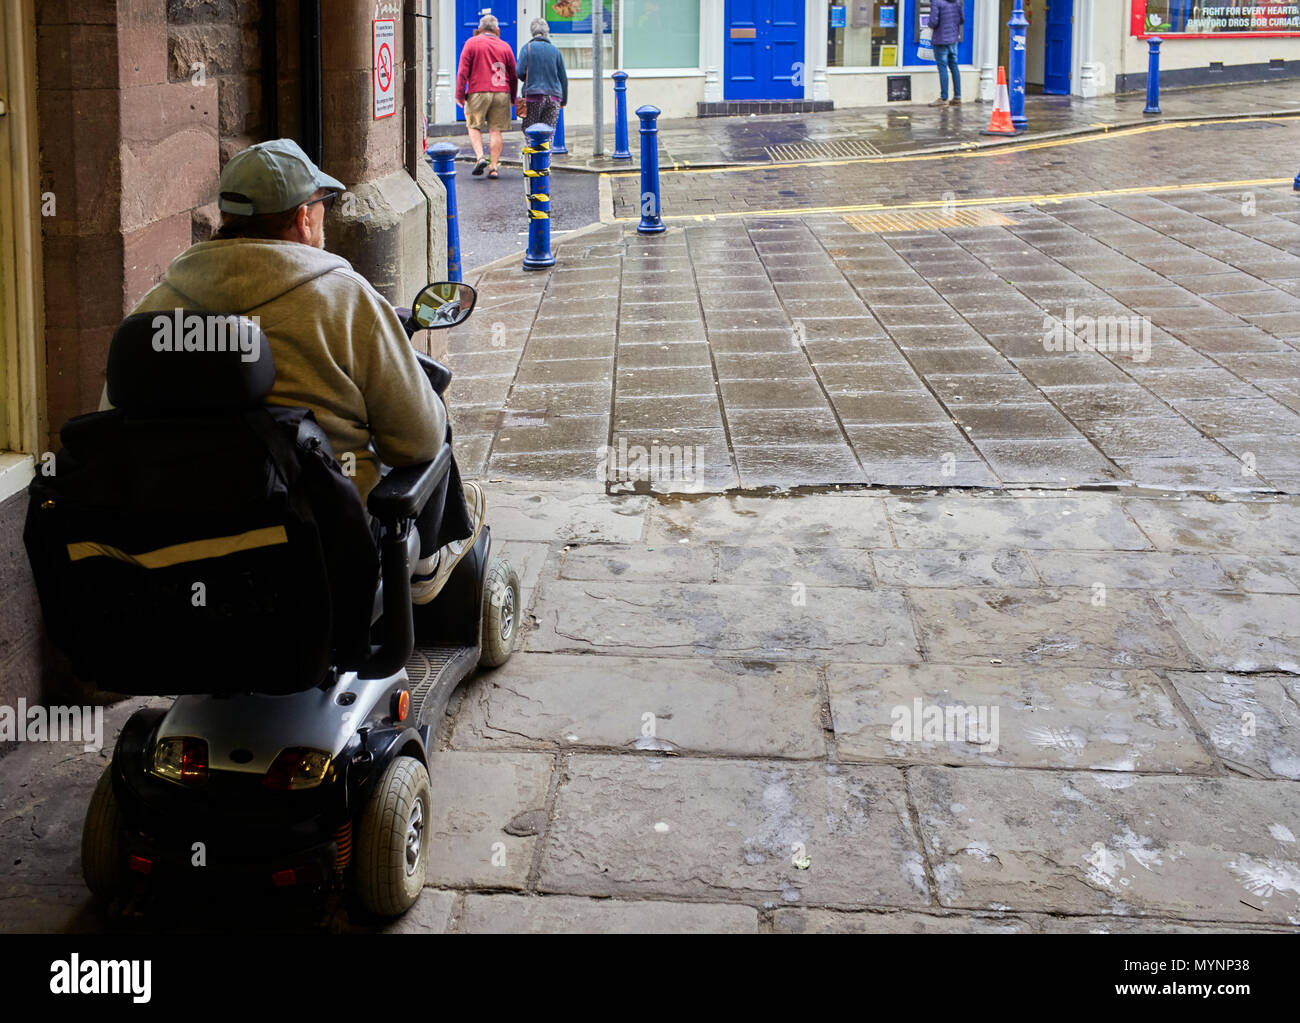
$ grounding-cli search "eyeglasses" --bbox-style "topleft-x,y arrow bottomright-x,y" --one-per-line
304,191 -> 339,215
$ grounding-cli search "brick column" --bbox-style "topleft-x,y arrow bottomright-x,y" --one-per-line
319,1 -> 446,305
36,0 -> 218,448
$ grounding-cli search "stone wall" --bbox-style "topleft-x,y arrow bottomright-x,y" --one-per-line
166,0 -> 266,239
0,493 -> 44,711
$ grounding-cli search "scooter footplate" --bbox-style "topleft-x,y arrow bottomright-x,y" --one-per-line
407,644 -> 478,727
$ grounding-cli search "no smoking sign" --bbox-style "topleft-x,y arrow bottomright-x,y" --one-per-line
373,19 -> 395,119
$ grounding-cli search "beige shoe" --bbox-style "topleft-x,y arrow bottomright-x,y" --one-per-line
411,481 -> 486,605
929,98 -> 948,107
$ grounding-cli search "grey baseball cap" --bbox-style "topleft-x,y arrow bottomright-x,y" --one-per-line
217,138 -> 346,216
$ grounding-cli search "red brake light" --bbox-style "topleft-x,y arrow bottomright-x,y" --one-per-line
264,748 -> 332,791
180,739 -> 207,783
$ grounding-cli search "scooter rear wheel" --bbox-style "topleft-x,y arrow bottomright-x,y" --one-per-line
82,766 -> 130,901
479,558 -> 520,668
355,755 -> 432,917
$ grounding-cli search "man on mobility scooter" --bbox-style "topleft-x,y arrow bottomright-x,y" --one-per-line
24,139 -> 519,924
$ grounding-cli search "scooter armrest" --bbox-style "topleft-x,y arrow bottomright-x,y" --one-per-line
415,351 -> 453,396
367,443 -> 452,524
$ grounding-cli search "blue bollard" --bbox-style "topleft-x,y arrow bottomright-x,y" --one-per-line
428,142 -> 462,282
522,122 -> 556,270
552,107 -> 568,155
635,105 -> 665,234
1294,165 -> 1300,191
1007,0 -> 1028,132
1143,36 -> 1163,115
612,71 -> 631,160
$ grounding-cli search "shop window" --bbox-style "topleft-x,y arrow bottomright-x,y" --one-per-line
624,0 -> 700,69
546,0 -> 617,71
828,1 -> 901,68
547,0 -> 701,71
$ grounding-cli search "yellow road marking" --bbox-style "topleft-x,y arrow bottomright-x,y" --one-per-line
609,177 -> 1294,224
603,115 -> 1300,178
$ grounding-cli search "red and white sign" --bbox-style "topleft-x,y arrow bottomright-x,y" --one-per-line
373,19 -> 396,119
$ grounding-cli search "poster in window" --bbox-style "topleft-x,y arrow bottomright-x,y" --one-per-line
1135,1 -> 1300,34
547,0 -> 612,33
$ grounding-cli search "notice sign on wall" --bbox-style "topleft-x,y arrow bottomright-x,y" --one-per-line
373,18 -> 396,119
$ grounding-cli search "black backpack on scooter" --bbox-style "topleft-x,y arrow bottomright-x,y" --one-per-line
22,312 -> 379,696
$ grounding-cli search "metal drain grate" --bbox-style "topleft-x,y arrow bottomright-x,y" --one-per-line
765,138 -> 883,161
843,208 -> 1018,233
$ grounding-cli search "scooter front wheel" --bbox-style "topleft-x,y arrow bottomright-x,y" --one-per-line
479,558 -> 520,668
82,766 -> 130,902
354,755 -> 432,917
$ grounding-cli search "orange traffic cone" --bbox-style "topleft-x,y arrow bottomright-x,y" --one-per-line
982,67 -> 1018,137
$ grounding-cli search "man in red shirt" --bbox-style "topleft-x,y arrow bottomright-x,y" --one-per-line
456,15 -> 518,179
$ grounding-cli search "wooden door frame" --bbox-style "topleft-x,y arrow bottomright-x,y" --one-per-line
0,0 -> 45,475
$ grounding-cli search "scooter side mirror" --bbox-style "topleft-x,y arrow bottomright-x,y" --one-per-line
410,281 -> 477,330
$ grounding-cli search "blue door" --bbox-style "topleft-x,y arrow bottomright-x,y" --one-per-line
724,0 -> 805,100
904,0 -> 974,66
455,1 -> 518,121
1043,0 -> 1072,94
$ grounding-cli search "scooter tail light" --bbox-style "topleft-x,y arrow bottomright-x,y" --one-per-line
150,737 -> 208,785
264,748 -> 333,791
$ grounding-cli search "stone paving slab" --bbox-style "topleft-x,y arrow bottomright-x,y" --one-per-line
884,495 -> 1153,552
907,587 -> 1194,669
450,653 -> 826,760
909,767 -> 1300,924
1155,591 -> 1300,673
422,752 -> 554,891
486,484 -> 649,544
538,755 -> 927,908
525,579 -> 920,662
1121,497 -> 1300,556
826,664 -> 1212,773
1164,673 -> 1300,781
456,893 -> 758,933
771,908 -> 1033,933
646,492 -> 891,548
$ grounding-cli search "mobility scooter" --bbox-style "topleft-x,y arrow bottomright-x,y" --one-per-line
23,282 -> 518,924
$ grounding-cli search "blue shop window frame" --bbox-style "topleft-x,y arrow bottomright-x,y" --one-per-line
903,0 -> 975,66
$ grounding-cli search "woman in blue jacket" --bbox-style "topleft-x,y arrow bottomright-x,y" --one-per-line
516,19 -> 568,131
928,0 -> 965,107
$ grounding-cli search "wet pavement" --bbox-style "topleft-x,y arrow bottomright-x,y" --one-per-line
608,115 -> 1300,220
4,484 -> 1299,933
443,158 -> 599,271
442,177 -> 1300,494
5,99 -> 1300,935
427,80 -> 1300,172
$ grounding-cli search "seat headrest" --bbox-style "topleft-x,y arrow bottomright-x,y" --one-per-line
106,310 -> 276,414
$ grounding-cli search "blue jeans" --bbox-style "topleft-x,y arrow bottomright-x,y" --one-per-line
934,43 -> 960,100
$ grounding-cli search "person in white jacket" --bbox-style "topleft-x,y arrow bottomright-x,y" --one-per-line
102,139 -> 482,603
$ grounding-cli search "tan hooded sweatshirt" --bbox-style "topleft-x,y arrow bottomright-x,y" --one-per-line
101,238 -> 445,502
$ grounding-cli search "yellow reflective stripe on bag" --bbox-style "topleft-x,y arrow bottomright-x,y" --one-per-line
67,525 -> 290,569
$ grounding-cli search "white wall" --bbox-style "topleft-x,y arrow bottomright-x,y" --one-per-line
561,72 -> 704,126
828,67 -> 980,104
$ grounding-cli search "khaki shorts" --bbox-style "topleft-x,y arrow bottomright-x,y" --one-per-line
465,91 -> 511,132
